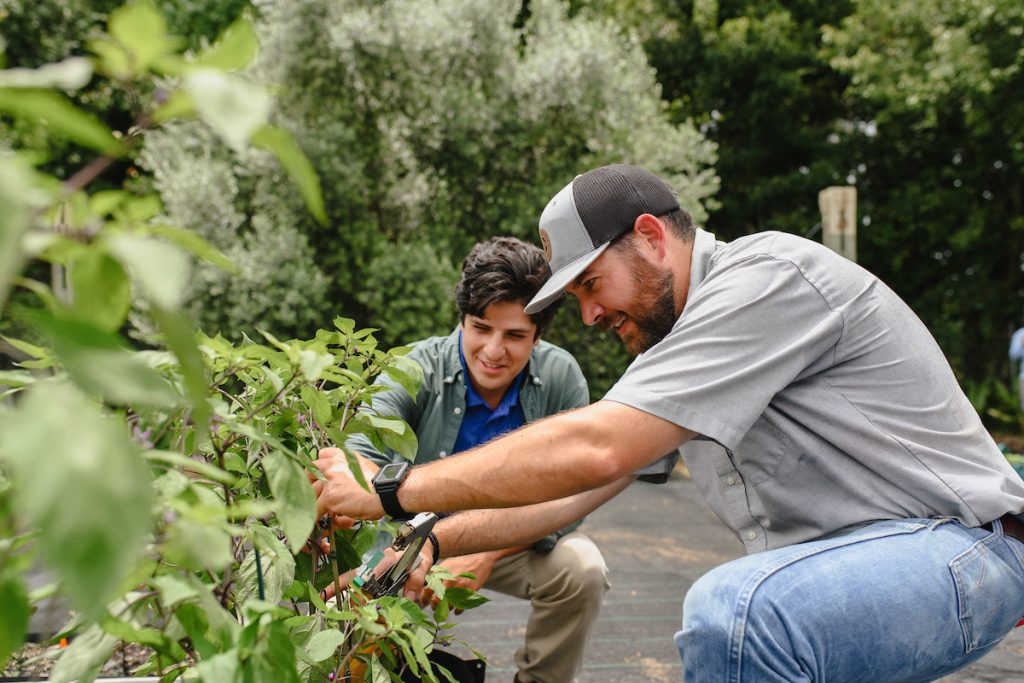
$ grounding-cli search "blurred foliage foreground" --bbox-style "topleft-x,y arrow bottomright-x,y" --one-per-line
0,3 -> 484,682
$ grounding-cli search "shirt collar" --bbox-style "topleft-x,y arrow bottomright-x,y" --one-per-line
682,227 -> 719,316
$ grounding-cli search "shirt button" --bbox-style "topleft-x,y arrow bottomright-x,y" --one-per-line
725,476 -> 736,486
439,451 -> 447,458
746,530 -> 757,541
453,407 -> 462,415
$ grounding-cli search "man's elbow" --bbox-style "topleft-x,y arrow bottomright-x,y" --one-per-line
587,443 -> 635,485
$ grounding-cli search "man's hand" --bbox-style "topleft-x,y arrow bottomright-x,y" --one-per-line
417,550 -> 512,611
309,447 -> 385,520
321,543 -> 437,603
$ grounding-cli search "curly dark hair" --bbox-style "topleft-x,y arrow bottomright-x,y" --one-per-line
455,236 -> 561,337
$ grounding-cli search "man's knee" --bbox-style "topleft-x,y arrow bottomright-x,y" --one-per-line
535,534 -> 609,602
680,565 -> 739,646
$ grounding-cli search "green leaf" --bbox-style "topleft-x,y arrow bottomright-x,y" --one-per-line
265,450 -> 317,552
150,224 -> 236,271
0,89 -> 123,156
88,190 -> 128,217
105,0 -> 181,77
150,88 -> 196,124
175,603 -> 216,660
298,349 -> 335,382
236,532 -> 294,606
443,587 -> 489,611
249,620 -> 301,683
304,629 -> 345,663
252,125 -> 327,225
14,275 -> 61,313
196,649 -> 241,683
163,512 -> 234,571
382,354 -> 424,400
106,233 -> 191,311
0,573 -> 30,664
333,317 -> 356,335
144,449 -> 236,485
365,415 -> 418,459
0,381 -> 153,620
299,385 -> 332,429
68,249 -> 131,332
433,597 -> 449,623
28,311 -> 181,406
50,624 -> 119,683
1,335 -> 47,361
185,69 -> 270,151
151,574 -> 200,609
0,370 -> 35,388
0,156 -> 42,309
156,574 -> 237,644
149,306 -> 211,431
100,614 -> 171,651
193,17 -> 259,71
342,447 -> 371,492
121,194 -> 163,222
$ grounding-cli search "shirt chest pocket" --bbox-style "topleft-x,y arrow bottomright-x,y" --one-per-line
734,417 -> 792,485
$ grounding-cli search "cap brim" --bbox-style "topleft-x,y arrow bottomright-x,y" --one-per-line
524,241 -> 611,315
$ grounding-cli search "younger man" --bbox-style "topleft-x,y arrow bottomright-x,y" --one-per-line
346,237 -> 607,683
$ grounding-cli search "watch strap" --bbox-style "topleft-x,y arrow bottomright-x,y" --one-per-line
378,485 -> 410,519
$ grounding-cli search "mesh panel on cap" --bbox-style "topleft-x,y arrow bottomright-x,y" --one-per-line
573,164 -> 680,245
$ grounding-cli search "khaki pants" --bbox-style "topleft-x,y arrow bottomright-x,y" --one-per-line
483,531 -> 609,683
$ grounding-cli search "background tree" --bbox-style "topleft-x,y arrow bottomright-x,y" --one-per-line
824,0 -> 1024,397
144,0 -> 719,394
578,0 -> 1024,421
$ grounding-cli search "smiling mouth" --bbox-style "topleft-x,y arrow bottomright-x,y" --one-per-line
601,314 -> 627,335
479,360 -> 505,371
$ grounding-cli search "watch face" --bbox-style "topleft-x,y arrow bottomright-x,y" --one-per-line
378,462 -> 406,480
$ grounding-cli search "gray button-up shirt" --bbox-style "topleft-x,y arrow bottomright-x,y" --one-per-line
605,229 -> 1024,553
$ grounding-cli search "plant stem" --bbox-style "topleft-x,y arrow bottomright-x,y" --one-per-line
61,155 -> 117,195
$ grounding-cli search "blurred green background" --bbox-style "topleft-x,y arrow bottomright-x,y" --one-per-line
3,0 -> 1023,427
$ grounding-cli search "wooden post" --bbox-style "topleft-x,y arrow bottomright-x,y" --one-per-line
818,186 -> 857,262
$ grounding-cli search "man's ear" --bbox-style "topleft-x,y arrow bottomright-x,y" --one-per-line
632,213 -> 668,258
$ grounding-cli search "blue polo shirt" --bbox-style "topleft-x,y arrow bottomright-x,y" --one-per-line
452,332 -> 528,454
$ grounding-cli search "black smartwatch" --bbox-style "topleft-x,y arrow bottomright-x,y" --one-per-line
372,461 -> 412,519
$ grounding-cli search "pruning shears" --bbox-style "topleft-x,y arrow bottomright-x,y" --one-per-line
353,512 -> 438,598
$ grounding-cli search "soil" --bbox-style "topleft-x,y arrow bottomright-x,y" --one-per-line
2,641 -> 154,682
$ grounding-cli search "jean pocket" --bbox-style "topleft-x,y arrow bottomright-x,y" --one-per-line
950,534 -> 1016,653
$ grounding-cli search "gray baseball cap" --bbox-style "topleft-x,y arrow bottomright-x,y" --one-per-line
524,164 -> 680,314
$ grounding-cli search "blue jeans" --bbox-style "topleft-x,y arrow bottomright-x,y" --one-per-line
676,516 -> 1024,682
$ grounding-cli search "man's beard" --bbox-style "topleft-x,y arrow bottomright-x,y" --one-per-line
602,255 -> 678,355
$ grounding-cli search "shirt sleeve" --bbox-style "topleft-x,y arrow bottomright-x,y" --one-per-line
605,253 -> 844,451
345,353 -> 425,467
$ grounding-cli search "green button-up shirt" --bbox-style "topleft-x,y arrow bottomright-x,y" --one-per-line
347,328 -> 590,550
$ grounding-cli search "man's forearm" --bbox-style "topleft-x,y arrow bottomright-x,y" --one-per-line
433,475 -> 636,557
312,402 -> 689,521
399,401 -> 689,515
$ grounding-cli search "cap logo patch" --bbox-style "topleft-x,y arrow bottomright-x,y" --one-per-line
539,228 -> 552,262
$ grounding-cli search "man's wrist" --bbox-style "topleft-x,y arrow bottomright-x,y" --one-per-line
372,461 -> 412,519
425,531 -> 440,566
